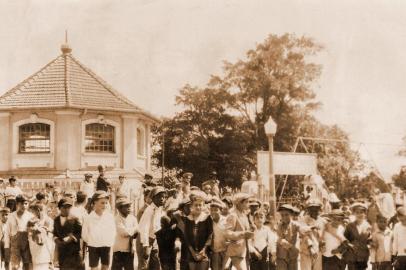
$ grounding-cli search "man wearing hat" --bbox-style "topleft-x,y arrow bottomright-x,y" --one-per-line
138,187 -> 167,270
224,193 -> 254,270
343,202 -> 371,270
299,199 -> 325,270
53,198 -> 84,270
276,204 -> 300,270
4,195 -> 33,270
321,209 -> 347,270
80,173 -> 95,203
96,165 -> 111,193
112,197 -> 138,270
4,177 -> 22,212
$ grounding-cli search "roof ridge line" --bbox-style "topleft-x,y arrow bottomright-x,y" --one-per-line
68,55 -> 140,110
64,54 -> 71,107
0,55 -> 63,101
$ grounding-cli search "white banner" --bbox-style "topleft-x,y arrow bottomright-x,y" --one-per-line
257,151 -> 318,189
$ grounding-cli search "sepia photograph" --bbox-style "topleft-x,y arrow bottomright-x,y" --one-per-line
0,0 -> 405,269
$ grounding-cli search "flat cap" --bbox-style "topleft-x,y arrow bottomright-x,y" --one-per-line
178,197 -> 192,210
278,204 -> 295,213
150,186 -> 166,198
84,173 -> 93,177
182,172 -> 193,178
8,176 -> 16,182
58,198 -> 73,208
116,197 -> 131,207
144,173 -> 153,179
306,199 -> 322,208
248,198 -> 262,207
92,190 -> 110,201
351,202 -> 367,211
233,193 -> 251,206
0,207 -> 10,213
210,198 -> 225,209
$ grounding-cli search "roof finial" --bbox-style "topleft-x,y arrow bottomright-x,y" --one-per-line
61,29 -> 72,54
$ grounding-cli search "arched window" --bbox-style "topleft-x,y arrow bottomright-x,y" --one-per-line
19,123 -> 51,153
137,127 -> 145,156
85,123 -> 115,153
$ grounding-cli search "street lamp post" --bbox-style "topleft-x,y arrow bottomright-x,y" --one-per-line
264,117 -> 277,216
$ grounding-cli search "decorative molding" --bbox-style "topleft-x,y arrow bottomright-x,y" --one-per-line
121,114 -> 138,120
55,110 -> 81,116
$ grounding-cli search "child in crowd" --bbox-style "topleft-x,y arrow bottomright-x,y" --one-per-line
156,215 -> 178,270
249,210 -> 277,270
0,207 -> 10,270
276,204 -> 299,270
392,207 -> 406,270
370,214 -> 392,270
112,197 -> 138,270
344,203 -> 371,270
27,218 -> 53,270
321,209 -> 347,270
209,200 -> 228,270
53,198 -> 84,270
82,191 -> 116,270
5,195 -> 33,270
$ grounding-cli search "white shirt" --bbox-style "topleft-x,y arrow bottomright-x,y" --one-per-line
376,193 -> 395,219
82,210 -> 116,247
70,205 -> 88,225
250,226 -> 277,253
4,211 -> 34,248
80,181 -> 95,199
392,222 -> 406,256
4,186 -> 22,198
138,203 -> 164,247
113,213 -> 138,252
323,225 -> 345,258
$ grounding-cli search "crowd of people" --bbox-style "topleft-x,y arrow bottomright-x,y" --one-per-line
0,167 -> 405,270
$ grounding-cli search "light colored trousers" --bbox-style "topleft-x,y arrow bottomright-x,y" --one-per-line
300,253 -> 322,270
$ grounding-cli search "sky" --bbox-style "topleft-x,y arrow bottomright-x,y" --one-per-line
0,0 -> 406,179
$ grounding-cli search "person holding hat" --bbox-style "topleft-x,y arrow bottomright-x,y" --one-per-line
224,193 -> 254,270
138,187 -> 167,270
4,195 -> 33,270
112,197 -> 138,270
0,207 -> 10,270
343,203 -> 371,270
180,172 -> 193,200
276,204 -> 300,270
321,209 -> 347,270
4,177 -> 22,212
53,198 -> 84,270
80,173 -> 95,205
82,191 -> 116,270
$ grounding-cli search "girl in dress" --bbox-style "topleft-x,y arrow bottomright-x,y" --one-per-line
181,191 -> 213,270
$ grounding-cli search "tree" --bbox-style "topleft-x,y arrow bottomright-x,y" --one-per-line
392,166 -> 406,190
152,86 -> 256,187
152,33 -> 363,190
211,33 -> 323,152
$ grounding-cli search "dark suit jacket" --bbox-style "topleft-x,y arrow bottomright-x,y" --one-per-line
343,221 -> 371,262
53,215 -> 82,257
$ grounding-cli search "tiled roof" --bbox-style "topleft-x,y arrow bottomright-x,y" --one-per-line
0,45 -> 157,119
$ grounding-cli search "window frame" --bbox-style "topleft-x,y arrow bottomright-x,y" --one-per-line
84,123 -> 116,154
137,126 -> 146,157
18,123 -> 51,154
